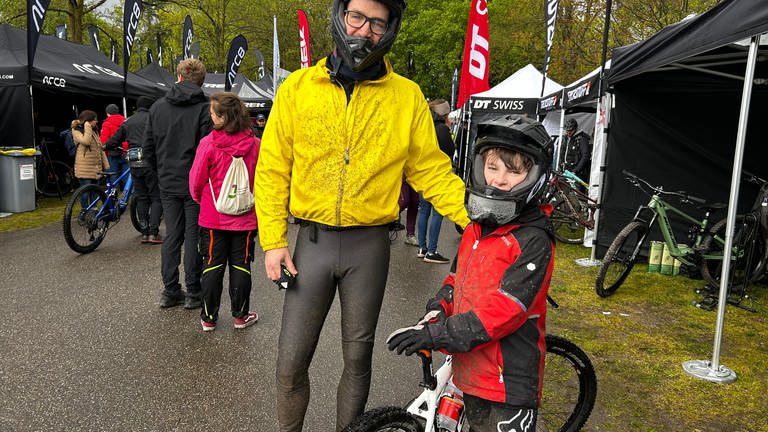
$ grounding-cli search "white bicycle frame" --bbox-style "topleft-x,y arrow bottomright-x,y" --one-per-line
404,354 -> 467,432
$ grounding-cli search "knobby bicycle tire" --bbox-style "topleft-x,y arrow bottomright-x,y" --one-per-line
342,406 -> 423,432
541,335 -> 597,432
62,184 -> 109,254
699,216 -> 765,289
551,197 -> 587,244
129,197 -> 143,233
37,160 -> 76,197
595,221 -> 649,297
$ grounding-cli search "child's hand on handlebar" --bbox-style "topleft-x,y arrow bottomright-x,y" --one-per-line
386,324 -> 435,356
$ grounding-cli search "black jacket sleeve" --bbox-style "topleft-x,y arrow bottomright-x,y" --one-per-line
104,124 -> 126,152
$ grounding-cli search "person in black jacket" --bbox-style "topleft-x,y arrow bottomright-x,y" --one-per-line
416,99 -> 456,264
562,118 -> 591,183
143,59 -> 213,309
106,96 -> 162,244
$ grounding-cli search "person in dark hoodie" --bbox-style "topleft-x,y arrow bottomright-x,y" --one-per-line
100,103 -> 127,188
189,92 -> 260,332
106,96 -> 162,244
143,58 -> 213,309
388,119 -> 555,432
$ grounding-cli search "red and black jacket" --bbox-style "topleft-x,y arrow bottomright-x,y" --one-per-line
426,204 -> 555,408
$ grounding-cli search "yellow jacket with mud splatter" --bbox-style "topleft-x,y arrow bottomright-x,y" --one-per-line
254,57 -> 470,250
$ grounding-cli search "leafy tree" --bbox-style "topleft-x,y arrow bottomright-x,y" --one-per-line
0,0 -> 722,90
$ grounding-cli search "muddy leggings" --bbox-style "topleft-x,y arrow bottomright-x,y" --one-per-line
275,224 -> 391,432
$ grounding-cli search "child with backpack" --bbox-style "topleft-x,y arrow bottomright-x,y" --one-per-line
189,92 -> 260,331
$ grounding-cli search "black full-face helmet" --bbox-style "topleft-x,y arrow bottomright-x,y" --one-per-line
467,118 -> 553,225
331,0 -> 407,72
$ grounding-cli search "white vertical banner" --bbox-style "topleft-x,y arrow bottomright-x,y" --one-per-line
273,15 -> 280,93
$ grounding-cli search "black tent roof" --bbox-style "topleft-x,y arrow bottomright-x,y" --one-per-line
136,62 -> 176,89
0,24 -> 164,98
595,0 -> 768,257
202,73 -> 273,110
607,0 -> 768,84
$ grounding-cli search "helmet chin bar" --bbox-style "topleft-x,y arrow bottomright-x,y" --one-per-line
345,36 -> 375,68
330,0 -> 403,72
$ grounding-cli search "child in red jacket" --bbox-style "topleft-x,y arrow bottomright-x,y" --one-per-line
100,104 -> 126,186
388,119 -> 555,432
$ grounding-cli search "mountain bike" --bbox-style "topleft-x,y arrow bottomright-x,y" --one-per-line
695,172 -> 768,311
595,170 -> 764,298
545,170 -> 597,244
62,167 -> 143,253
35,137 -> 77,198
343,297 -> 597,432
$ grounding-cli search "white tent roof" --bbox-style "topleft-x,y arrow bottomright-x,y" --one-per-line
473,64 -> 563,99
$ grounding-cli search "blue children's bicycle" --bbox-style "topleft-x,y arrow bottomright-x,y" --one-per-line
63,168 -> 145,253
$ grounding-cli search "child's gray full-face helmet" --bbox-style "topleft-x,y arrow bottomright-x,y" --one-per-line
467,119 -> 553,225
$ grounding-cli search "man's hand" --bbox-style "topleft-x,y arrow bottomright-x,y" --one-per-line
264,247 -> 297,283
386,325 -> 434,356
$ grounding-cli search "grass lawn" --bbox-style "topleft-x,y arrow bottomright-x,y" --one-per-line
0,193 -> 71,232
550,243 -> 767,431
2,198 -> 766,431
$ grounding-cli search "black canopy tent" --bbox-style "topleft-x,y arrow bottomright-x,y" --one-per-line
0,24 -> 165,149
597,1 -> 768,258
136,62 -> 176,88
201,73 -> 273,113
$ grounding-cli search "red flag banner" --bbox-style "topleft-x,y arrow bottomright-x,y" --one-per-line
457,0 -> 490,108
297,9 -> 312,69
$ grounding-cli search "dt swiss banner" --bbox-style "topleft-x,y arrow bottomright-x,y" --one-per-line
457,0 -> 489,108
225,35 -> 248,92
123,0 -> 142,76
297,9 -> 312,69
27,0 -> 52,74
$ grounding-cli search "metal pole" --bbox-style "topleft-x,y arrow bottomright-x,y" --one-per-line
683,34 -> 761,384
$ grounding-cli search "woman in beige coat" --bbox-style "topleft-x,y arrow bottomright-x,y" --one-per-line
71,110 -> 109,206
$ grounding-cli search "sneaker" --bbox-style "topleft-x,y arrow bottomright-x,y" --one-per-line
404,235 -> 419,246
394,222 -> 406,231
234,311 -> 259,329
201,319 -> 217,332
424,252 -> 450,264
417,248 -> 427,258
184,297 -> 202,310
159,292 -> 184,308
148,234 -> 163,244
141,234 -> 150,243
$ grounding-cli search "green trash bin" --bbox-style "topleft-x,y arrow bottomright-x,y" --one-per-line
0,147 -> 38,213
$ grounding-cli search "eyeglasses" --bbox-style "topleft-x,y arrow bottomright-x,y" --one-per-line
344,10 -> 388,36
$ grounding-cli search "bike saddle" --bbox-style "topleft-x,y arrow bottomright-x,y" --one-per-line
696,202 -> 727,212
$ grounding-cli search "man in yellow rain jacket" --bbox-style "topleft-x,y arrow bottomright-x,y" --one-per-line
254,0 -> 470,430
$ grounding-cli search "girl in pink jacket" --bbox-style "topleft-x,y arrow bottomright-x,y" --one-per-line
189,92 -> 260,332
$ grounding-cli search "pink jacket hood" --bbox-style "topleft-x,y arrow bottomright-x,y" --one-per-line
189,129 -> 260,231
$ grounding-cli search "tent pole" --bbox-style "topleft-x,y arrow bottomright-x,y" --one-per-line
29,85 -> 36,148
683,34 -> 761,384
573,0 -> 612,267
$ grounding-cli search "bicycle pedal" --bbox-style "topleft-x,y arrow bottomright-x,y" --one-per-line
692,296 -> 717,311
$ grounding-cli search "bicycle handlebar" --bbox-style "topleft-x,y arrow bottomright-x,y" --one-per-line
561,170 -> 589,188
621,170 -> 707,205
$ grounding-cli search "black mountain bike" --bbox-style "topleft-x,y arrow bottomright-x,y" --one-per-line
35,138 -> 77,198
